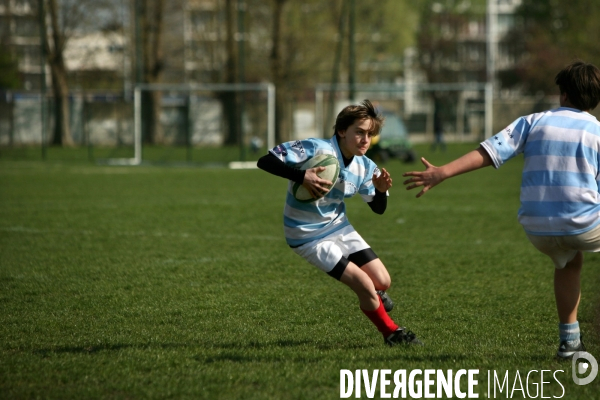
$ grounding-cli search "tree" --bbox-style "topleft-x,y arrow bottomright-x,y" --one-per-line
500,0 -> 600,95
0,0 -> 20,90
222,0 -> 239,145
0,46 -> 20,89
179,0 -> 420,144
415,0 -> 486,85
269,0 -> 289,143
136,0 -> 166,144
41,0 -> 123,146
414,1 -> 487,132
43,0 -> 75,146
258,0 -> 419,142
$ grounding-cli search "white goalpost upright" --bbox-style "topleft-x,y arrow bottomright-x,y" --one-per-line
106,82 -> 275,166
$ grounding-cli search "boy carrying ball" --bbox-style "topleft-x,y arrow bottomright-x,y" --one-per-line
258,100 -> 421,346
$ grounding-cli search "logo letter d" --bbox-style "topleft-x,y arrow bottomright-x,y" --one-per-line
572,352 -> 598,386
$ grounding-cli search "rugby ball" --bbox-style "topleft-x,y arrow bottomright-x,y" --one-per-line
292,154 -> 340,203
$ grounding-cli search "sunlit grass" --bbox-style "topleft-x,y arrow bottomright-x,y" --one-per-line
1,143 -> 598,399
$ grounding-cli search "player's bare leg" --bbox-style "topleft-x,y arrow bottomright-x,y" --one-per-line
554,251 -> 582,324
360,258 -> 391,291
554,250 -> 585,358
340,262 -> 422,346
340,262 -> 379,310
360,258 -> 394,312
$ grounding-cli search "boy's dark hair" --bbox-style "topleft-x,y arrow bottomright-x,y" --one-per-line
555,60 -> 600,111
333,99 -> 384,137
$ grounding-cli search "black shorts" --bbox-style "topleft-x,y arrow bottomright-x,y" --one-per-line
327,247 -> 379,280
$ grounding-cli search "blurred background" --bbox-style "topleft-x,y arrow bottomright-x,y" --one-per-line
0,0 -> 598,164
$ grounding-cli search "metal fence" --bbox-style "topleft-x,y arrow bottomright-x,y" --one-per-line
0,92 -> 134,148
3,89 -> 593,163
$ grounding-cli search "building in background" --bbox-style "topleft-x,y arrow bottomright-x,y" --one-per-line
0,0 -> 132,93
183,0 -> 225,84
0,0 -> 537,148
65,31 -> 128,92
397,0 -> 523,140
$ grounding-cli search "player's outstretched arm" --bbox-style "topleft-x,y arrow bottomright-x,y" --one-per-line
402,147 -> 493,198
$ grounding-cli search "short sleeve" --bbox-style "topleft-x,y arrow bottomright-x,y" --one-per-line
268,140 -> 315,167
481,116 -> 532,168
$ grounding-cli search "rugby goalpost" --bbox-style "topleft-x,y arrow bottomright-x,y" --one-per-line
106,82 -> 275,166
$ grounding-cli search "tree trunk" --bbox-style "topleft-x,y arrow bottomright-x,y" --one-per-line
222,0 -> 239,145
49,61 -> 72,146
46,0 -> 73,146
141,0 -> 165,144
270,0 -> 289,144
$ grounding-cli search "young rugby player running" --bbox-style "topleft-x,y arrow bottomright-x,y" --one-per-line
257,100 -> 421,346
403,60 -> 600,359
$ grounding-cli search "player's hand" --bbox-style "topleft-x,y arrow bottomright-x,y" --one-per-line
372,168 -> 392,192
303,166 -> 333,198
402,157 -> 444,198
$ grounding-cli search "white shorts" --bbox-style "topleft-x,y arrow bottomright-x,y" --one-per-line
526,223 -> 600,269
291,225 -> 370,274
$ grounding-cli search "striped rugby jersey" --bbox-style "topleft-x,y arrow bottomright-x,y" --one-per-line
481,107 -> 600,236
269,136 -> 382,247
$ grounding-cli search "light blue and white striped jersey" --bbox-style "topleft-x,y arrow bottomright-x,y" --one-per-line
481,107 -> 600,236
270,137 -> 381,247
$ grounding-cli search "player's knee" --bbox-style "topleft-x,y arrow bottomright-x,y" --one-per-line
382,274 -> 391,289
360,260 -> 391,290
374,273 -> 391,291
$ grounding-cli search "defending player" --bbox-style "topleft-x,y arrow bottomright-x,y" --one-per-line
403,60 -> 600,358
257,100 -> 421,346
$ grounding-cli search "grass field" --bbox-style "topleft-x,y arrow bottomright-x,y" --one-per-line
1,143 -> 599,399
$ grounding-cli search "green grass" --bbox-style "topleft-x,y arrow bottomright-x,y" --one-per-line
1,143 -> 599,399
0,144 -> 266,165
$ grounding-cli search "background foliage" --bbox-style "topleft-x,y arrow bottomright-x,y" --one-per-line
501,0 -> 600,94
